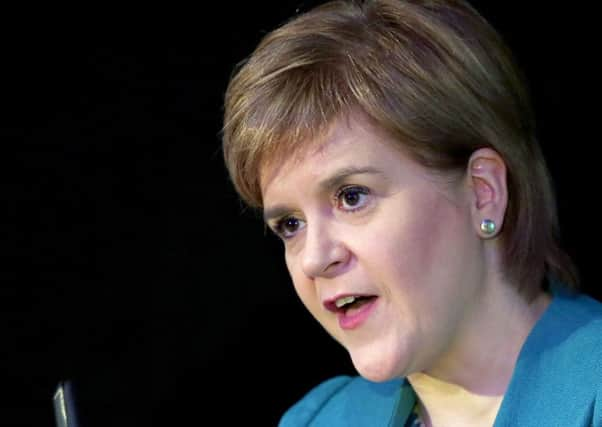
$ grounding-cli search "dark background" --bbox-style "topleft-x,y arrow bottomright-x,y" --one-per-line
3,2 -> 599,426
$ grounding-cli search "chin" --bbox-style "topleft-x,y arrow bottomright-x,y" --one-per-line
350,350 -> 405,383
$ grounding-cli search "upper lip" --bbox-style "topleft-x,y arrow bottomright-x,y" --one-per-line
323,293 -> 376,312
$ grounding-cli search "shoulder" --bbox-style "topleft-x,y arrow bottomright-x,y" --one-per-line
497,290 -> 602,423
526,290 -> 602,376
278,375 -> 404,427
277,376 -> 352,426
542,290 -> 602,355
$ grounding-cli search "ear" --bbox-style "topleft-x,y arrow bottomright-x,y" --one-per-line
467,148 -> 508,239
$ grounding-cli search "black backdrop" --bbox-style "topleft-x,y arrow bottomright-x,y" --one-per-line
3,2 -> 599,426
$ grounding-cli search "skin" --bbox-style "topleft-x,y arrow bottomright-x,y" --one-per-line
260,114 -> 550,426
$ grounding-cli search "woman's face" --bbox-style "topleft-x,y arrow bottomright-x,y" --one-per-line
261,116 -> 487,382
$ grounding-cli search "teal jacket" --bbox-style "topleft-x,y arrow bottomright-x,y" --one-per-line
279,288 -> 602,426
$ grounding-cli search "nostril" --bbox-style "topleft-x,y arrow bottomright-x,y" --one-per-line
325,260 -> 341,270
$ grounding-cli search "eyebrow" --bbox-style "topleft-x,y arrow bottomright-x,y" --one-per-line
262,166 -> 384,223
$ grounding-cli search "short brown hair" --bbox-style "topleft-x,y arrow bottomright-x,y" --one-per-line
222,0 -> 578,299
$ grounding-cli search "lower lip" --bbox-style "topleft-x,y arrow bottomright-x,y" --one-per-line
337,298 -> 378,330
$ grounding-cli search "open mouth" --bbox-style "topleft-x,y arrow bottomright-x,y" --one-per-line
325,294 -> 379,330
326,295 -> 377,314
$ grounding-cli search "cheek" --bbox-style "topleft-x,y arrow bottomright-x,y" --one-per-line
285,252 -> 320,312
361,195 -> 467,295
375,205 -> 439,262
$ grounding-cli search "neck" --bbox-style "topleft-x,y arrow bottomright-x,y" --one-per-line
409,373 -> 504,427
407,284 -> 551,426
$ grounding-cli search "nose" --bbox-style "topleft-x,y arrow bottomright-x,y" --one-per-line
300,221 -> 350,279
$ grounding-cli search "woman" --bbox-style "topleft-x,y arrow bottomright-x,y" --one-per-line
221,0 -> 602,425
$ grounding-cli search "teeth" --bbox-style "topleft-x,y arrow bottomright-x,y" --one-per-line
335,296 -> 357,308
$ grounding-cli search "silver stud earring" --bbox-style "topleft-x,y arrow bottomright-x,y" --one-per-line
480,219 -> 496,235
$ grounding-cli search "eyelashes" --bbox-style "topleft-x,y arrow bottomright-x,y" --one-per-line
273,216 -> 305,239
334,185 -> 370,212
271,185 -> 371,240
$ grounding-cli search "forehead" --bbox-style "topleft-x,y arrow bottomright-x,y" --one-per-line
259,115 -> 401,191
261,115 -> 432,205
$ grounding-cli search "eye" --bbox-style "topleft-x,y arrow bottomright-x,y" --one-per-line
335,186 -> 370,211
273,216 -> 306,239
